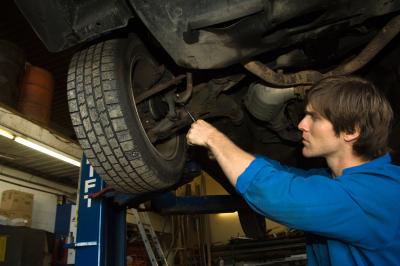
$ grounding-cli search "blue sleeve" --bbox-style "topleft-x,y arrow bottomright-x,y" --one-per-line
236,157 -> 372,245
246,155 -> 329,178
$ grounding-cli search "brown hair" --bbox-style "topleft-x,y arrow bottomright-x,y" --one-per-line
307,75 -> 393,159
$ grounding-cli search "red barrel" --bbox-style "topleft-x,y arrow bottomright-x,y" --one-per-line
17,65 -> 54,125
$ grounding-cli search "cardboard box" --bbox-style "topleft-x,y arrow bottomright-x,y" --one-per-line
0,208 -> 32,227
0,209 -> 8,217
6,210 -> 32,227
1,190 -> 34,213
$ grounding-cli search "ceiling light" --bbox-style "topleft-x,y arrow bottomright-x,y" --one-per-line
0,128 -> 14,139
14,136 -> 81,167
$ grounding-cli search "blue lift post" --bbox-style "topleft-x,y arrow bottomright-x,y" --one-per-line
70,155 -> 253,266
73,155 -> 127,266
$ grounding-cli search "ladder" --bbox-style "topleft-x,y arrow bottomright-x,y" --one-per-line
132,208 -> 168,266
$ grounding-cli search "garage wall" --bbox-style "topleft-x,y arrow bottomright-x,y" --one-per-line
0,168 -> 76,233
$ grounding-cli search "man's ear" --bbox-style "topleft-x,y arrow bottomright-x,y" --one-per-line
343,127 -> 360,142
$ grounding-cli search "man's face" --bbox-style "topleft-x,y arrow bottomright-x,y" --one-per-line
298,105 -> 344,158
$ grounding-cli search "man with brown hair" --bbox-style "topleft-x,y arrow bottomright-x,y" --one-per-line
186,75 -> 400,265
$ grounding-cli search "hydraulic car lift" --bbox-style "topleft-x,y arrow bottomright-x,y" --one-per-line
71,156 -> 127,266
68,155 -> 250,266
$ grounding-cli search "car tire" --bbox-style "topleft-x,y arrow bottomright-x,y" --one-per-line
67,36 -> 186,193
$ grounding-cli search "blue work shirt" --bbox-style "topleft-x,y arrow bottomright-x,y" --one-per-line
236,153 -> 400,265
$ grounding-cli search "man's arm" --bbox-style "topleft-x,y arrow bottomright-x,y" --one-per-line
186,120 -> 376,247
186,119 -> 255,186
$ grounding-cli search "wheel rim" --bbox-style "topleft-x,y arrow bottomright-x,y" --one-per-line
129,56 -> 180,160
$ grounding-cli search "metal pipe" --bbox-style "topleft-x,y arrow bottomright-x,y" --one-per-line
176,72 -> 193,104
326,14 -> 400,76
135,74 -> 186,104
243,15 -> 400,86
243,60 -> 322,86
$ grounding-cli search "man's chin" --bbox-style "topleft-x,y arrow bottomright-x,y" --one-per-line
302,148 -> 314,158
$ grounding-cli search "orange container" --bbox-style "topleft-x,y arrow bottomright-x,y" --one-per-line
17,65 -> 54,125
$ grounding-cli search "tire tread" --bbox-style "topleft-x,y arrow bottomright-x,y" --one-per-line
67,40 -> 165,193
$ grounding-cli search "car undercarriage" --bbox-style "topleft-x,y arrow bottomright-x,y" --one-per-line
13,0 -> 400,238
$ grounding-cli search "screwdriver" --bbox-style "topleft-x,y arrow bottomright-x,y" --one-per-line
183,107 -> 196,122
184,107 -> 216,160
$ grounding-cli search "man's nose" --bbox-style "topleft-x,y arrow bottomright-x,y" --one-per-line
298,117 -> 308,132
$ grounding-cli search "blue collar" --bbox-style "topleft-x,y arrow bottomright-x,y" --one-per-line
341,153 -> 391,176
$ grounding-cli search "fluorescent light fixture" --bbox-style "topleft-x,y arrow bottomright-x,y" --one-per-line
0,125 -> 81,167
0,128 -> 14,139
14,136 -> 81,167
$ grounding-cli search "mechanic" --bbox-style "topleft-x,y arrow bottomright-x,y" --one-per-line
186,75 -> 400,265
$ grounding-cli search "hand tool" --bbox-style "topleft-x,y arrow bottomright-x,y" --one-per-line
183,107 -> 196,122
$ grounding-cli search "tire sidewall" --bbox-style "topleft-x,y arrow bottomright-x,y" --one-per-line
113,37 -> 186,186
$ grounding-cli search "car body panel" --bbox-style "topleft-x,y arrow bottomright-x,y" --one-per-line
14,0 -> 400,68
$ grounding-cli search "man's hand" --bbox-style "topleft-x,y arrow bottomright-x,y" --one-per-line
186,119 -> 255,187
186,119 -> 220,148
